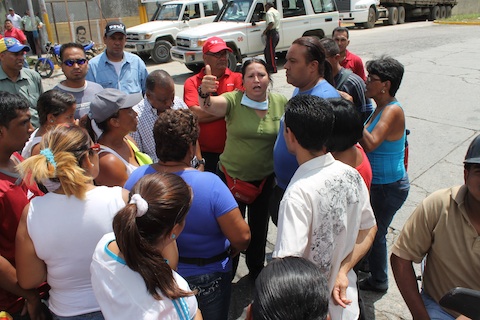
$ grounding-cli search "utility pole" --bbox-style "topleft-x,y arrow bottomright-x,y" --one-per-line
38,0 -> 54,42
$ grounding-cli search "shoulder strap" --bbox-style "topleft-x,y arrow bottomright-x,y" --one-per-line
336,69 -> 353,90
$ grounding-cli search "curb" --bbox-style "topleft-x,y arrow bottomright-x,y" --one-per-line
434,20 -> 480,25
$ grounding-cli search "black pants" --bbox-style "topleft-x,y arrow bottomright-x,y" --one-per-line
264,29 -> 279,73
25,30 -> 41,56
216,164 -> 274,277
201,151 -> 221,173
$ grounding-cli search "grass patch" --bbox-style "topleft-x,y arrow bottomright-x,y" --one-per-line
441,13 -> 480,22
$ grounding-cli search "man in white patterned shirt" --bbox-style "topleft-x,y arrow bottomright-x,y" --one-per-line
131,70 -> 188,162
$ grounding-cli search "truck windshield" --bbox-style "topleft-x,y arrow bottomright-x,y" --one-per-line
217,0 -> 253,22
155,4 -> 183,21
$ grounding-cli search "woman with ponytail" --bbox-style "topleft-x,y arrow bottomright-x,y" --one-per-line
15,125 -> 129,320
91,172 -> 202,320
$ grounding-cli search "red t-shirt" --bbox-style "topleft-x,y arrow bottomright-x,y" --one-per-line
341,50 -> 366,81
4,28 -> 26,44
184,68 -> 243,153
0,153 -> 43,312
355,144 -> 372,190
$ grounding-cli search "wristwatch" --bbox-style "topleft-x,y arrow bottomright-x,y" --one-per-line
197,158 -> 206,167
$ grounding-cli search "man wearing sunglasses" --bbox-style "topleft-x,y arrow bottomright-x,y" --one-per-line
54,42 -> 103,120
183,37 -> 243,172
0,37 -> 42,128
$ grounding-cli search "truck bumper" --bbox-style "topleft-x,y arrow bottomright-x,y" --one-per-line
124,41 -> 155,53
170,46 -> 204,65
339,9 -> 369,23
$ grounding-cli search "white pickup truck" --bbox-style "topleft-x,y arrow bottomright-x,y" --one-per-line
170,0 -> 339,72
124,0 -> 223,63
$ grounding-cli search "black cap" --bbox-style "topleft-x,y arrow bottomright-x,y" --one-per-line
105,22 -> 126,37
464,135 -> 480,164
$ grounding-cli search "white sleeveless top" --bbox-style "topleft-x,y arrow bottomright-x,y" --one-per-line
21,128 -> 42,158
99,144 -> 138,176
27,186 -> 126,317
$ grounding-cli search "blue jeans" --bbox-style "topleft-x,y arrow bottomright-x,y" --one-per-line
421,292 -> 455,320
185,271 -> 232,320
368,174 -> 409,287
51,311 -> 104,320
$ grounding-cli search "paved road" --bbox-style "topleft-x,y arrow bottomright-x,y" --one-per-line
42,21 -> 480,319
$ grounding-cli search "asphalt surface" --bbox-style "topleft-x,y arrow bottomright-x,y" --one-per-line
39,20 -> 480,320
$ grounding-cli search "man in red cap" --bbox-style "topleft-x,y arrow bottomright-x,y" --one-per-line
183,37 -> 243,172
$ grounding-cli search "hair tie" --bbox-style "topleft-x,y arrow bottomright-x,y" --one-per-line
40,148 -> 57,169
130,194 -> 148,217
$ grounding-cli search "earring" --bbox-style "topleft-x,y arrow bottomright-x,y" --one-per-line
381,89 -> 385,94
171,234 -> 176,239
91,163 -> 95,167
50,119 -> 54,123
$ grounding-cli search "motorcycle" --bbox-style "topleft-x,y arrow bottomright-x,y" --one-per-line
34,41 -> 98,79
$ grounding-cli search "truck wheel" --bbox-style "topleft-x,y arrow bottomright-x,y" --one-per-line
439,6 -> 446,19
227,52 -> 238,72
388,7 -> 398,25
362,7 -> 376,29
398,6 -> 405,24
151,40 -> 172,64
186,64 -> 204,73
445,6 -> 452,18
429,6 -> 440,21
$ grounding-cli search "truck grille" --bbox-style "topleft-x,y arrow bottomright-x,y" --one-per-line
127,33 -> 140,41
176,37 -> 191,48
335,0 -> 351,12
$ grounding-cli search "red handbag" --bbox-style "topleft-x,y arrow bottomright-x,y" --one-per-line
222,165 -> 267,204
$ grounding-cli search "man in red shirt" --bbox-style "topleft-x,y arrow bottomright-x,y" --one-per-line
183,37 -> 243,172
0,92 -> 45,319
3,20 -> 27,45
332,27 -> 366,81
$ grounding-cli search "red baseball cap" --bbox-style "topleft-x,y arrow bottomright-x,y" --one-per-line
202,37 -> 232,54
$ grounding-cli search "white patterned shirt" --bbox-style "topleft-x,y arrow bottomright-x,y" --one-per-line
273,153 -> 375,320
131,97 -> 187,162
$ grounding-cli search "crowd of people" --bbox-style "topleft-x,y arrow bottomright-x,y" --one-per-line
0,11 -> 476,320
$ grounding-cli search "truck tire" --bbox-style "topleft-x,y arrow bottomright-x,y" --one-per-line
429,6 -> 440,21
398,6 -> 405,24
388,7 -> 398,25
362,7 -> 376,29
151,40 -> 172,64
227,52 -> 238,72
186,64 -> 204,73
445,6 -> 452,18
439,6 -> 446,19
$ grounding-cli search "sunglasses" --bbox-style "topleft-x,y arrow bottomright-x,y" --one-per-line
63,58 -> 87,67
89,143 -> 101,152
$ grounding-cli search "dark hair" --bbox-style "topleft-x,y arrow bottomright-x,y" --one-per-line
146,70 -> 174,92
326,98 -> 363,152
113,172 -> 193,300
0,91 -> 30,128
154,109 -> 199,162
4,19 -> 12,24
37,90 -> 76,126
85,111 -> 119,142
76,25 -> 86,34
241,58 -> 272,83
332,26 -> 350,38
366,55 -> 404,96
292,37 -> 333,85
59,42 -> 85,61
251,257 -> 329,320
319,38 -> 339,57
284,95 -> 334,152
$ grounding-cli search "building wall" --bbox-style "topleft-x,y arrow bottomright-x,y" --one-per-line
452,0 -> 480,15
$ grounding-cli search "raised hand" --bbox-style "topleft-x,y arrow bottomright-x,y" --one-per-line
201,65 -> 219,94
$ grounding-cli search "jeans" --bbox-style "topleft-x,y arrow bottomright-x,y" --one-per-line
368,174 -> 409,287
216,165 -> 274,276
51,311 -> 103,320
421,292 -> 455,320
185,271 -> 232,320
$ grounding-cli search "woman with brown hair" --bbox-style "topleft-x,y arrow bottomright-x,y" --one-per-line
15,125 -> 129,320
91,172 -> 201,319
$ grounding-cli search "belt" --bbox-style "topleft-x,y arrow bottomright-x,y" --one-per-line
179,250 -> 230,267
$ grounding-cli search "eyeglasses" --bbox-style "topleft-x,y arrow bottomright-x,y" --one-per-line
366,75 -> 383,84
205,51 -> 228,58
89,143 -> 101,152
63,58 -> 87,67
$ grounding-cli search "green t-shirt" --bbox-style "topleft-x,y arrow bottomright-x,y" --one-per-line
219,91 -> 287,181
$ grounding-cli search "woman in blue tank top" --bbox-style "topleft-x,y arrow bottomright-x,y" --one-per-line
359,56 -> 410,293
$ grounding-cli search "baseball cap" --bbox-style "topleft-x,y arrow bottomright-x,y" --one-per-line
104,22 -> 127,37
90,89 -> 142,123
0,38 -> 30,54
202,37 -> 232,54
464,135 -> 480,164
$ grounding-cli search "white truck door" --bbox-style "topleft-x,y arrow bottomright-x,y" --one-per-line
247,1 -> 267,55
279,0 -> 310,48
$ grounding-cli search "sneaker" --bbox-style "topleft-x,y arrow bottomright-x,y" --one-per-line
358,277 -> 388,293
